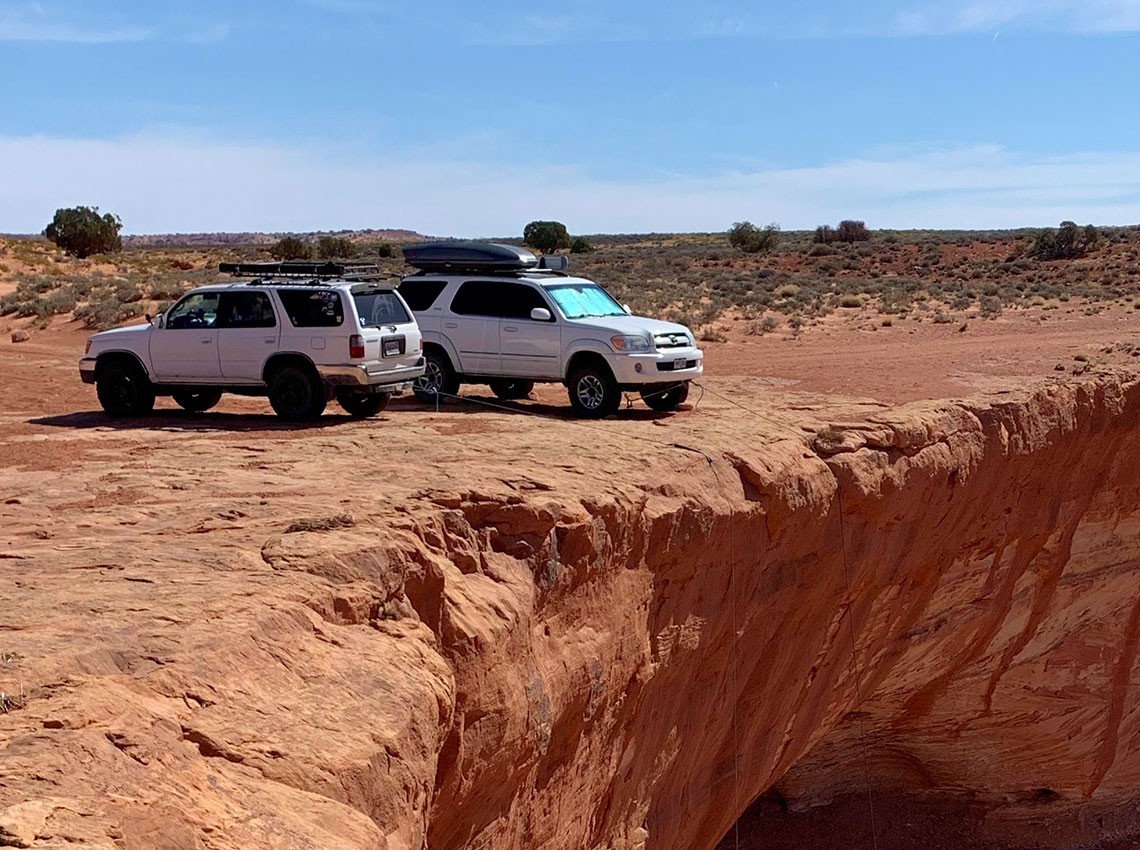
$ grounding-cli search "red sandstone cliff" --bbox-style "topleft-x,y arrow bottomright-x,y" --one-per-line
1,375 -> 1139,849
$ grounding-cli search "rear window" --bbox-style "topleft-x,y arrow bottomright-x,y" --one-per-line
399,279 -> 447,312
353,291 -> 411,327
277,289 -> 344,327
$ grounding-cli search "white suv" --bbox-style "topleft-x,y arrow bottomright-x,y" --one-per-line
79,262 -> 424,420
400,243 -> 703,417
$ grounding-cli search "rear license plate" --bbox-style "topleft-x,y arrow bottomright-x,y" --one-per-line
673,358 -> 687,370
382,336 -> 405,357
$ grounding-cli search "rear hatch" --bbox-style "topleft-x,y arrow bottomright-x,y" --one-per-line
349,285 -> 423,370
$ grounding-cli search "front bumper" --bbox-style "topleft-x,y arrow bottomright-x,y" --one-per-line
316,359 -> 425,392
78,358 -> 97,384
607,348 -> 704,385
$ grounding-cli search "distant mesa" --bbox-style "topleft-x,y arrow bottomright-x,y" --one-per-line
122,229 -> 428,248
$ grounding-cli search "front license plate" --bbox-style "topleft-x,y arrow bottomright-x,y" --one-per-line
674,358 -> 687,370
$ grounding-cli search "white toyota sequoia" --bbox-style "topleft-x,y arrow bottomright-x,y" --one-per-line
400,242 -> 703,417
79,262 -> 424,420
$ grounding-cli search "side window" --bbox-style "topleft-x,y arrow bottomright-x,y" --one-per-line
166,292 -> 220,329
399,279 -> 447,311
450,281 -> 552,320
277,289 -> 344,327
218,291 -> 276,329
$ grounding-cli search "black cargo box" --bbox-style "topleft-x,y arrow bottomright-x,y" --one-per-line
402,241 -> 539,272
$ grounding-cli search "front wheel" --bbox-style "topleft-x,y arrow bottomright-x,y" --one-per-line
414,349 -> 460,404
489,379 -> 534,400
567,363 -> 620,418
337,390 -> 390,417
267,364 -> 327,421
96,362 -> 156,418
640,382 -> 689,412
171,388 -> 223,413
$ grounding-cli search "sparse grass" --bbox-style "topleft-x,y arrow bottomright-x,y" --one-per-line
285,513 -> 355,534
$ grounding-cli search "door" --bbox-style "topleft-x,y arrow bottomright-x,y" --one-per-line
217,290 -> 280,381
446,280 -> 513,375
499,284 -> 561,378
150,291 -> 222,380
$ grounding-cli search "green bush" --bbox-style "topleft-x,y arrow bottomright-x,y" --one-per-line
1028,221 -> 1100,260
270,237 -> 311,260
570,237 -> 594,254
836,220 -> 871,243
43,206 -> 122,258
523,221 -> 570,254
316,236 -> 357,260
814,225 -> 837,244
728,221 -> 780,254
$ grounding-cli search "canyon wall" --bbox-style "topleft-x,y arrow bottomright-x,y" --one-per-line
2,374 -> 1139,850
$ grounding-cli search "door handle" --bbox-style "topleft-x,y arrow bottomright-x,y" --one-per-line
200,338 -> 212,344
503,326 -> 518,333
265,338 -> 275,343
444,322 -> 458,329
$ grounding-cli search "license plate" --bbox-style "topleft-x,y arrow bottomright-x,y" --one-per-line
673,358 -> 688,370
384,340 -> 402,357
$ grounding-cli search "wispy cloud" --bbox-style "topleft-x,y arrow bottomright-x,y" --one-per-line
0,4 -> 152,43
2,133 -> 1138,235
890,0 -> 1140,35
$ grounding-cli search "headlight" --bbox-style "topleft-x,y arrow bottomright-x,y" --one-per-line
610,334 -> 652,353
85,339 -> 92,355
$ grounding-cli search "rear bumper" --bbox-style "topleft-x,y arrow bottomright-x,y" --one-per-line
317,359 -> 425,392
78,358 -> 97,384
607,349 -> 704,385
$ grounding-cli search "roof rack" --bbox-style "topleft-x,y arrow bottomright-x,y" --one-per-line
402,241 -> 569,273
218,261 -> 384,281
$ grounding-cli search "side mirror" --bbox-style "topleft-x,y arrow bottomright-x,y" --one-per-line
622,304 -> 632,315
145,312 -> 153,325
530,307 -> 552,322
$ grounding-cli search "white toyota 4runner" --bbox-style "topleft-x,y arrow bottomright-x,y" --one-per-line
400,242 -> 703,417
79,262 -> 424,420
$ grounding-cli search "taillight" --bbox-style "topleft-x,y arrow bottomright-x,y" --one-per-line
418,338 -> 423,351
349,334 -> 365,359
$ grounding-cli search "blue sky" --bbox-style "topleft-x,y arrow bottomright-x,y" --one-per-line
2,0 -> 1140,235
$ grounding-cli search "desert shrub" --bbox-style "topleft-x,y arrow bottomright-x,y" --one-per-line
746,316 -> 780,335
808,243 -> 836,257
570,237 -> 594,254
74,299 -> 145,329
270,237 -> 311,260
43,206 -> 123,258
979,295 -> 1003,317
523,221 -> 570,254
316,236 -> 357,260
839,295 -> 862,308
728,221 -> 780,254
43,287 -> 78,314
836,220 -> 871,243
775,284 -> 800,298
148,276 -> 187,300
814,225 -> 837,244
1028,221 -> 1100,261
169,259 -> 194,271
699,326 -> 727,342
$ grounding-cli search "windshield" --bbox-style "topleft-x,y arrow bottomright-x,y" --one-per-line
546,284 -> 625,319
353,291 -> 410,327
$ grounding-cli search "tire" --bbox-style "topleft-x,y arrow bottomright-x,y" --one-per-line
96,361 -> 156,418
337,390 -> 390,417
640,382 -> 689,412
567,362 -> 620,418
267,363 -> 327,421
171,388 -> 223,413
489,379 -> 535,401
413,348 -> 460,404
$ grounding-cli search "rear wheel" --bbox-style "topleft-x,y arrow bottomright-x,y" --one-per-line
489,379 -> 534,400
337,390 -> 390,417
267,363 -> 327,421
567,362 -> 620,418
414,349 -> 460,404
171,388 -> 223,413
640,382 -> 689,412
96,361 -> 156,418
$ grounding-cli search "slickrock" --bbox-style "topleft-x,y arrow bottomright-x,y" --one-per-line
1,373 -> 1139,850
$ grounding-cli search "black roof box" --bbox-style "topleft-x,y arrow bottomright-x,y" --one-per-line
402,241 -> 539,272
